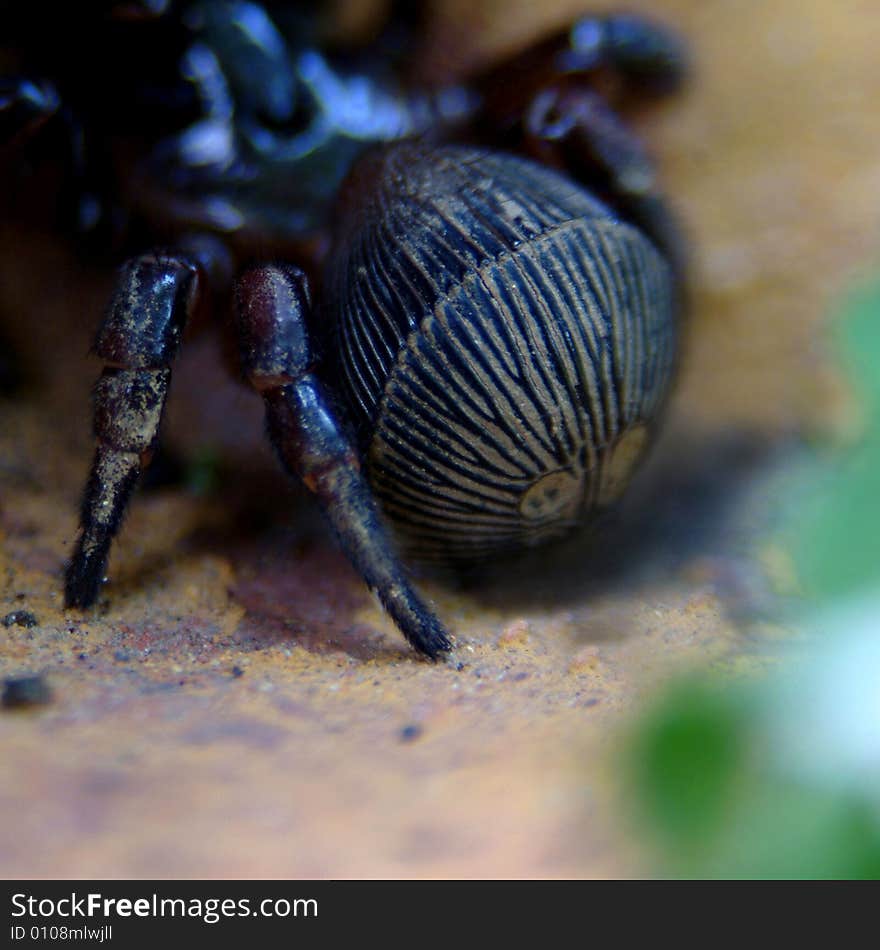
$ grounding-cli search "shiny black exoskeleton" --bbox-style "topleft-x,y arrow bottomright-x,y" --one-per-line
1,2 -> 688,658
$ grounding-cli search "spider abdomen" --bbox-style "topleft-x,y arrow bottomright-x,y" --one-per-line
327,143 -> 678,562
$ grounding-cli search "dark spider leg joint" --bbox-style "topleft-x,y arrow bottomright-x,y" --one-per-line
234,264 -> 451,660
476,12 -> 687,278
525,85 -> 686,290
64,251 -> 201,608
497,14 -> 688,293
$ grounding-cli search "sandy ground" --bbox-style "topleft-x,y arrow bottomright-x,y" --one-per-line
1,0 -> 879,878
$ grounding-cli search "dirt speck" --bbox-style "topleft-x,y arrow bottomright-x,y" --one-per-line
2,674 -> 52,709
2,610 -> 38,629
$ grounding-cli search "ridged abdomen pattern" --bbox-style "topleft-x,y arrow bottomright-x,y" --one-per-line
326,144 -> 677,561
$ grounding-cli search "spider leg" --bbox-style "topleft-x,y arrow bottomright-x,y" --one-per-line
476,13 -> 688,124
561,13 -> 689,98
524,85 -> 686,285
64,251 -> 204,608
0,76 -> 59,151
471,13 -> 687,282
234,263 -> 451,659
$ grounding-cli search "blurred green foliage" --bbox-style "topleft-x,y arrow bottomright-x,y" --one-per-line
626,279 -> 880,879
630,682 -> 747,846
627,679 -> 880,878
786,280 -> 880,601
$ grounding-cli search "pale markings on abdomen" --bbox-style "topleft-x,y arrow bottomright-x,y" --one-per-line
367,217 -> 673,560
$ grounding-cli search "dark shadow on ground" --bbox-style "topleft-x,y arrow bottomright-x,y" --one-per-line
438,424 -> 792,623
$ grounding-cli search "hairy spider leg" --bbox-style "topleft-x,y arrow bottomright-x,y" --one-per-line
64,251 -> 203,608
234,263 -> 452,659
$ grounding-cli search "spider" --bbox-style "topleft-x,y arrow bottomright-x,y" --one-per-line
1,1 -> 687,658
